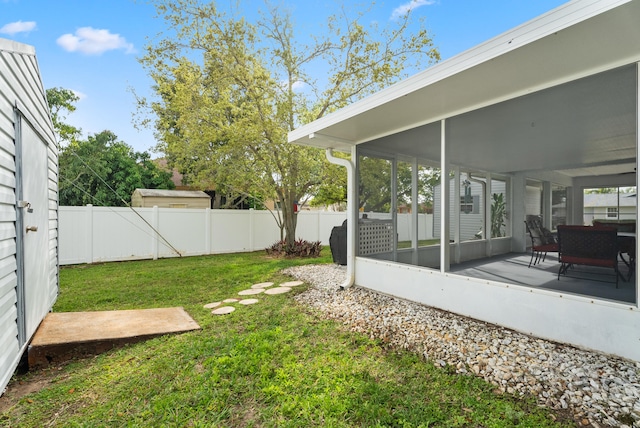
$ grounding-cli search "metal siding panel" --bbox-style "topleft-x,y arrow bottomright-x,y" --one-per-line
0,256 -> 16,280
0,222 -> 15,241
0,39 -> 58,394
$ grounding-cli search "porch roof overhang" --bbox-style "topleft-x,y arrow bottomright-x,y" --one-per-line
288,0 -> 640,178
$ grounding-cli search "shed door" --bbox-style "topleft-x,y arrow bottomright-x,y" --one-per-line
17,121 -> 51,344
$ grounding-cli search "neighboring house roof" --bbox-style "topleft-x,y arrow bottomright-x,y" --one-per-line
133,189 -> 210,199
153,158 -> 183,187
583,193 -> 637,207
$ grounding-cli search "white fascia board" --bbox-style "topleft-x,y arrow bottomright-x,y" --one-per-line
0,37 -> 35,56
288,0 -> 632,148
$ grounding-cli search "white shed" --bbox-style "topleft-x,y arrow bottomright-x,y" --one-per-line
0,39 -> 59,393
131,188 -> 211,209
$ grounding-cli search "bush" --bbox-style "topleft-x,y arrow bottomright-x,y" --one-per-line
266,239 -> 322,258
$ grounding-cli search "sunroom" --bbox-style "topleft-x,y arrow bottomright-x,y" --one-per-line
289,0 -> 640,361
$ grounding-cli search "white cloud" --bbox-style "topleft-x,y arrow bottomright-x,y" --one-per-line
280,79 -> 306,92
0,20 -> 36,35
391,0 -> 436,20
291,81 -> 306,91
71,89 -> 87,101
56,27 -> 135,55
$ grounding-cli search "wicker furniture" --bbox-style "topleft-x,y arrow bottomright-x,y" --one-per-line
557,225 -> 623,287
524,217 -> 558,267
593,220 -> 635,279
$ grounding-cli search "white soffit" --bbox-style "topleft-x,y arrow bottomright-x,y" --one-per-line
288,0 -> 639,150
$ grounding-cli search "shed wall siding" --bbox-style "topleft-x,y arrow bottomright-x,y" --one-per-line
139,196 -> 210,209
0,40 -> 58,394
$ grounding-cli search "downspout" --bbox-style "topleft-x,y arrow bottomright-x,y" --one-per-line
326,148 -> 356,288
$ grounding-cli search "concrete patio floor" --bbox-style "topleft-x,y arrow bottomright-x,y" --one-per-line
28,307 -> 200,368
450,252 -> 637,304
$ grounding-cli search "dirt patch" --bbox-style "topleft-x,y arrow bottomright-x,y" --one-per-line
0,368 -> 67,413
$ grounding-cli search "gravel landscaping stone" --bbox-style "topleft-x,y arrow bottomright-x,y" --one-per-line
284,264 -> 640,428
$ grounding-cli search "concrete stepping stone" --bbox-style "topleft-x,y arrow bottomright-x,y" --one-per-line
281,280 -> 304,287
223,298 -> 240,303
251,282 -> 274,289
239,299 -> 259,305
211,306 -> 235,315
238,289 -> 264,296
203,301 -> 222,309
264,287 -> 292,295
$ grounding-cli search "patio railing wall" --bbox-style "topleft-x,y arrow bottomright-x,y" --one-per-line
58,205 -> 434,265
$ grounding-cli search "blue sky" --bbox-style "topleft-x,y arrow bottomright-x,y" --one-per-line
1,0 -> 568,155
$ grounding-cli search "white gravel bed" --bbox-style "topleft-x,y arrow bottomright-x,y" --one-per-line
283,264 -> 640,428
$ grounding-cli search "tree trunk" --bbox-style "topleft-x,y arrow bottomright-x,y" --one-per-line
281,192 -> 298,246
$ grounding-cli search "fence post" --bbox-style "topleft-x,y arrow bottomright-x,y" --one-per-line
249,208 -> 254,251
152,206 -> 159,260
86,204 -> 93,264
205,207 -> 211,254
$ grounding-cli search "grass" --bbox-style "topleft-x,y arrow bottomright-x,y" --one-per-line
1,249 -> 576,427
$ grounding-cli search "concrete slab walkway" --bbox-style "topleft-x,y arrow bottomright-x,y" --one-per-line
28,307 -> 200,368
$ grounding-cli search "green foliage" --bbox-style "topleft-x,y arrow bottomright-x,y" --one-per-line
46,87 -> 82,144
59,130 -> 175,206
359,157 -> 441,213
265,239 -> 323,258
1,253 -> 571,427
136,0 -> 440,245
491,193 -> 506,238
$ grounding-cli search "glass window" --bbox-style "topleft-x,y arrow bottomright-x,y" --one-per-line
583,187 -> 636,225
418,165 -> 440,247
551,185 -> 567,230
396,161 -> 413,250
490,177 -> 509,238
460,173 -> 485,241
358,154 -> 394,259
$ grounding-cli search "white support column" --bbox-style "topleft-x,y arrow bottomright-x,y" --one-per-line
440,119 -> 450,272
391,158 -> 398,262
543,181 -> 552,229
485,173 -> 493,256
635,61 -> 639,305
511,174 -> 527,252
453,167 -> 461,264
412,158 -> 419,265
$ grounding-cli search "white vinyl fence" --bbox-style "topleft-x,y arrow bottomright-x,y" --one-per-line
58,206 -> 346,265
59,206 -> 435,265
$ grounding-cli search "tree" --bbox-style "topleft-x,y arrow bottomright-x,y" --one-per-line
137,0 -> 440,245
59,130 -> 175,206
46,87 -> 82,144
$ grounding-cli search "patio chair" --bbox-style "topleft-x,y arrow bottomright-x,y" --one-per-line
593,220 -> 636,279
524,218 -> 558,267
557,225 -> 622,287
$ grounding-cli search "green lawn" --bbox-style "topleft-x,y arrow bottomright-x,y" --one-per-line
1,250 -> 575,427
